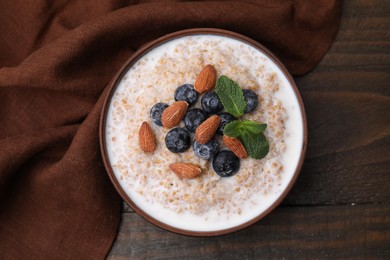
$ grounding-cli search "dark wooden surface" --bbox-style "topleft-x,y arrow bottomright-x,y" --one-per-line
108,1 -> 390,258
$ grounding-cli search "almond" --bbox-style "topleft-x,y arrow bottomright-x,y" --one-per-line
223,135 -> 248,159
169,162 -> 202,179
139,121 -> 157,153
194,64 -> 217,94
161,101 -> 188,128
195,115 -> 221,144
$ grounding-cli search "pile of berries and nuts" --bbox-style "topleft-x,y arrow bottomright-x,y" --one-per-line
138,65 -> 259,179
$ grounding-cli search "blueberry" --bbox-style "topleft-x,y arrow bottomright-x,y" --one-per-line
174,84 -> 199,106
184,108 -> 208,133
212,150 -> 240,177
201,91 -> 223,114
150,102 -> 169,126
193,139 -> 219,160
217,112 -> 236,135
165,128 -> 191,153
243,89 -> 258,113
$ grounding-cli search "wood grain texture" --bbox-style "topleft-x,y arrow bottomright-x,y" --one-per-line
109,206 -> 390,259
110,0 -> 390,258
284,0 -> 390,205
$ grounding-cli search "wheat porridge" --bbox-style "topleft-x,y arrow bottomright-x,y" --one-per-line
105,34 -> 304,232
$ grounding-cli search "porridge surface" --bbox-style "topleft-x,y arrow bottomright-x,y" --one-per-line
105,35 -> 303,231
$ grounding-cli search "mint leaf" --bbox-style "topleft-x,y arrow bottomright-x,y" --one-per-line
215,76 -> 246,117
223,120 -> 242,137
241,121 -> 267,134
216,75 -> 269,160
240,132 -> 269,159
224,120 -> 267,137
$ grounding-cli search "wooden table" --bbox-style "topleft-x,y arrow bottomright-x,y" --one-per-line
108,1 -> 390,258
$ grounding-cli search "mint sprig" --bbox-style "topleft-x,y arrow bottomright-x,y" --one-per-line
241,132 -> 269,159
216,75 -> 269,160
224,120 -> 269,159
224,120 -> 267,137
223,120 -> 242,137
215,76 -> 246,117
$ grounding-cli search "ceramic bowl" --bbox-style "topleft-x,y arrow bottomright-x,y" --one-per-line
100,28 -> 307,236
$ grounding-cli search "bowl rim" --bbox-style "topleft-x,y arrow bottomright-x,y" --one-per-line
99,28 -> 308,236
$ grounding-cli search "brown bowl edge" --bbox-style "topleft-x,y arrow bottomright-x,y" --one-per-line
99,28 -> 308,237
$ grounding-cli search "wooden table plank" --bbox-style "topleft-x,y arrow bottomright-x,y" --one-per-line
109,205 -> 390,259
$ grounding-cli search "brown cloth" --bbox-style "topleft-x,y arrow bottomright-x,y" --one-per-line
0,0 -> 341,258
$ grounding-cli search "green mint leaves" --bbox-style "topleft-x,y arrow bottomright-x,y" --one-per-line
224,120 -> 269,159
241,132 -> 269,159
217,75 -> 269,160
224,120 -> 267,137
223,120 -> 242,137
215,75 -> 246,117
